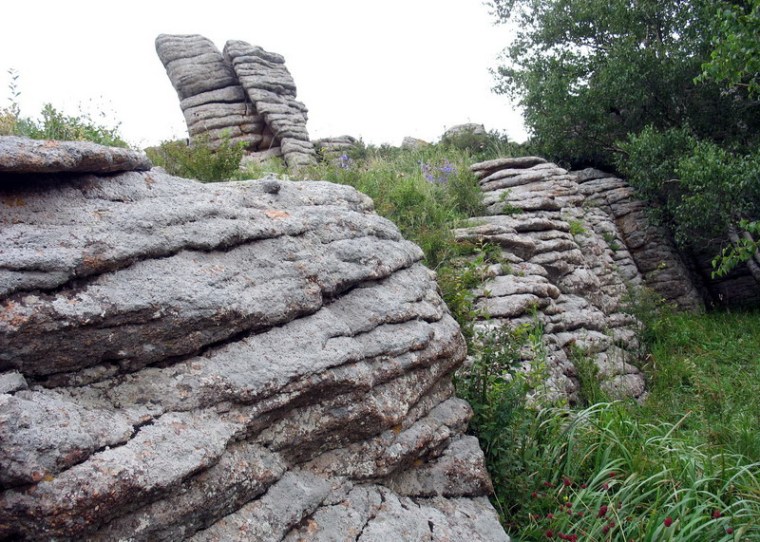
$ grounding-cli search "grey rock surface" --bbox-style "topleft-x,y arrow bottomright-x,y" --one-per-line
156,34 -> 317,169
0,168 -> 506,541
224,40 -> 317,169
155,34 -> 264,151
459,158 -> 703,403
0,136 -> 151,174
441,123 -> 486,140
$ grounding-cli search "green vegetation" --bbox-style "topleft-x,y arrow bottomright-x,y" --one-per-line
1,69 -> 127,147
458,305 -> 760,540
300,140 -> 491,271
489,0 -> 760,278
146,135 -> 246,182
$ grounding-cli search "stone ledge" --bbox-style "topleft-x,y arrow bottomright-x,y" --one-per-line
0,136 -> 151,175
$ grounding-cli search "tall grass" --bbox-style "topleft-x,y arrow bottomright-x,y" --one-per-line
458,308 -> 760,540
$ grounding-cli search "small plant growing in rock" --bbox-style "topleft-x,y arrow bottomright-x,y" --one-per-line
568,220 -> 586,237
602,231 -> 621,251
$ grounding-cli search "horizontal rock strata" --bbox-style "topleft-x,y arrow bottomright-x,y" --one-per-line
0,136 -> 151,174
156,34 -> 317,169
458,157 -> 701,403
0,145 -> 506,541
223,40 -> 317,169
155,34 -> 265,151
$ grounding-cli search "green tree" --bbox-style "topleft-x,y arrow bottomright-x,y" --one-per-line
490,0 -> 757,169
699,0 -> 760,96
490,0 -> 760,281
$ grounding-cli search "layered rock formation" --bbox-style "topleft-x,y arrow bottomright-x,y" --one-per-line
156,34 -> 317,169
0,137 -> 506,541
456,157 -> 702,403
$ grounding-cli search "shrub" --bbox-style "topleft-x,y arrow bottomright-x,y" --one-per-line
146,135 -> 245,182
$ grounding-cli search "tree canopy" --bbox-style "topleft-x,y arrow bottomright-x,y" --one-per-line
491,0 -> 760,280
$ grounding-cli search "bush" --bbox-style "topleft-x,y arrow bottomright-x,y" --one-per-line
146,135 -> 245,182
440,129 -> 522,162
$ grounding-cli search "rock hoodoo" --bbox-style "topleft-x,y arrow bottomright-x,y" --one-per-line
156,34 -> 317,169
456,157 -> 702,403
0,137 -> 507,541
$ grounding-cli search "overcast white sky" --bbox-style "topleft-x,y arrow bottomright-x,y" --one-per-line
0,0 -> 526,148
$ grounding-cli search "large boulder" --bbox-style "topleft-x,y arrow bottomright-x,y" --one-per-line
0,138 -> 507,541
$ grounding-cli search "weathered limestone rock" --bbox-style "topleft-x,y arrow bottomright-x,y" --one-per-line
401,136 -> 430,150
0,136 -> 151,174
314,135 -> 360,156
224,40 -> 317,169
155,34 -> 265,151
0,140 -> 506,541
458,158 -> 703,403
441,123 -> 487,140
571,168 -> 702,310
156,34 -> 317,169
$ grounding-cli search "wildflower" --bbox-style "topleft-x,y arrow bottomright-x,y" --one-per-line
601,482 -> 609,491
663,517 -> 673,527
576,511 -> 585,517
609,471 -> 616,478
580,483 -> 588,489
602,524 -> 611,534
563,477 -> 572,487
546,529 -> 554,538
598,505 -> 608,518
726,527 -> 734,534
712,509 -> 721,519
547,513 -> 555,519
338,153 -> 351,169
439,160 -> 454,175
531,491 -> 539,499
543,481 -> 555,488
565,502 -> 572,508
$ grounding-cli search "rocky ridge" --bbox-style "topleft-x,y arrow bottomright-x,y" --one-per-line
0,137 -> 507,541
156,34 -> 317,169
456,157 -> 702,403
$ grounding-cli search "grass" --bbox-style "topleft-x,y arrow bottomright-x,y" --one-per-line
640,310 -> 760,462
458,308 -> 760,541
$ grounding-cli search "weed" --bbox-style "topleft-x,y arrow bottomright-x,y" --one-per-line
602,230 -> 622,252
570,346 -> 609,406
568,219 -> 586,237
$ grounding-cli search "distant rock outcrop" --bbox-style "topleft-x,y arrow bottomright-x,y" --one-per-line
0,137 -> 507,542
441,123 -> 487,140
156,34 -> 317,169
457,157 -> 703,403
